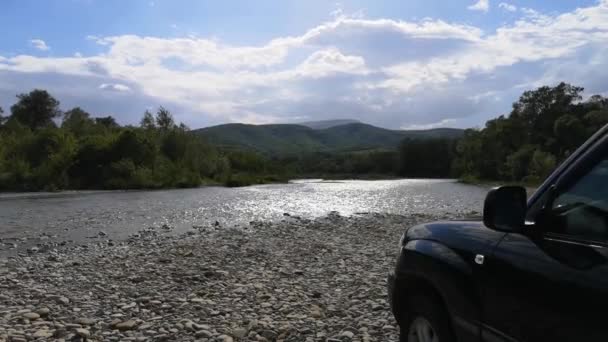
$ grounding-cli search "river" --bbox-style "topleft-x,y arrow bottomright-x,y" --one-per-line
0,179 -> 488,255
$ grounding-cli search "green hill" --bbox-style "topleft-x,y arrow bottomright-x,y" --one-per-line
193,122 -> 463,155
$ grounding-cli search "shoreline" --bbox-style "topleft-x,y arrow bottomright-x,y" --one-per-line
0,212 -> 462,341
457,178 -> 539,195
0,176 -> 465,196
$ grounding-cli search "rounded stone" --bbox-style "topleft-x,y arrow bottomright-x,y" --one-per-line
22,312 -> 40,320
75,328 -> 90,338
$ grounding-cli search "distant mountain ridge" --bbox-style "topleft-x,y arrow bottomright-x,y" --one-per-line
297,119 -> 360,129
193,121 -> 463,155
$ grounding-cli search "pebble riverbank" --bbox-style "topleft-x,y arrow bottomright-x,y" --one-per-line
0,212 -> 465,342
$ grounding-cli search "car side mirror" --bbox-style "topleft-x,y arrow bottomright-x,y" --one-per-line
483,186 -> 527,232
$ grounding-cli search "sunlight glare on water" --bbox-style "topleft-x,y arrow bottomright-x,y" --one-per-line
0,179 -> 487,244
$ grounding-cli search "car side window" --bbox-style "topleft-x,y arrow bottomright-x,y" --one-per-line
548,158 -> 608,242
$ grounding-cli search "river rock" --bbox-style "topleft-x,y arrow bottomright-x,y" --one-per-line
195,330 -> 213,338
341,331 -> 355,339
22,312 -> 40,320
76,317 -> 96,325
56,296 -> 70,305
75,328 -> 90,338
217,335 -> 234,342
36,307 -> 51,317
0,212 -> 450,342
114,320 -> 138,331
32,329 -> 53,338
233,327 -> 247,338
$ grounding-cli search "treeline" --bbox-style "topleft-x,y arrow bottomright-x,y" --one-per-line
1,83 -> 607,191
0,89 -> 285,191
274,82 -> 608,183
273,138 -> 454,179
395,83 -> 608,183
278,150 -> 397,176
453,82 -> 608,183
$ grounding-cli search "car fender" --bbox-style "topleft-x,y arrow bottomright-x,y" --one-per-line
395,239 -> 482,340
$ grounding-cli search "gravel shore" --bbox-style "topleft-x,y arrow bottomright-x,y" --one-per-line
0,212 -> 461,342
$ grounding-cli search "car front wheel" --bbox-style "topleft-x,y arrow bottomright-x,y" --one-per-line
407,316 -> 439,342
400,293 -> 454,342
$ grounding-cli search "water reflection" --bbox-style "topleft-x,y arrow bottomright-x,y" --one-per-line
0,179 -> 487,243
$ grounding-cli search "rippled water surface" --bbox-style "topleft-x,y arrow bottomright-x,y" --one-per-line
0,179 -> 488,244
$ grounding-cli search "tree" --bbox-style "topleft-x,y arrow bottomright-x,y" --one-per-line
95,116 -> 119,129
510,82 -> 583,151
1,89 -> 276,191
155,106 -> 175,130
62,107 -> 94,136
112,130 -> 156,166
24,129 -> 78,190
178,122 -> 190,131
161,130 -> 187,162
553,115 -> 586,157
504,145 -> 536,181
584,109 -> 608,135
0,106 -> 6,126
140,110 -> 156,130
587,94 -> 608,108
453,129 -> 483,178
399,138 -> 454,178
10,89 -> 61,130
453,82 -> 599,183
528,150 -> 556,182
68,134 -> 113,188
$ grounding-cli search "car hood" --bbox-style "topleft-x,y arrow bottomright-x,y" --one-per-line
406,220 -> 506,254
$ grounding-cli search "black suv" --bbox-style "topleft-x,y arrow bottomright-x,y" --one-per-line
388,125 -> 608,342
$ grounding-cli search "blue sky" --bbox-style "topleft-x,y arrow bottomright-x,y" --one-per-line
0,0 -> 606,129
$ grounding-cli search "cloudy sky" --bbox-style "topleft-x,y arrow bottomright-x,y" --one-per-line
1,0 -> 607,129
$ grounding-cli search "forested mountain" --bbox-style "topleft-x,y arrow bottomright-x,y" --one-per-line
194,122 -> 463,154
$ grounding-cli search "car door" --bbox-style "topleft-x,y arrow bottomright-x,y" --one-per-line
480,141 -> 608,342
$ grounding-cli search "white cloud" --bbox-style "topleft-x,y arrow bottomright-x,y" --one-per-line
83,17 -> 481,72
294,48 -> 367,78
377,2 -> 608,94
2,1 -> 608,129
29,39 -> 50,51
498,2 -> 517,12
99,83 -> 131,92
468,0 -> 490,12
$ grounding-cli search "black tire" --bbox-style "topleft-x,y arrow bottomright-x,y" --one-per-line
399,292 -> 455,342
